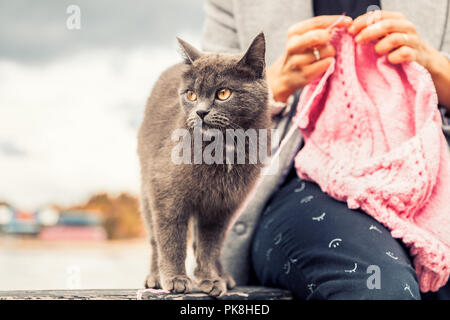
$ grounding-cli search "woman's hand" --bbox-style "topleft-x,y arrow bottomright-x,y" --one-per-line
267,15 -> 352,103
349,11 -> 434,68
349,10 -> 450,110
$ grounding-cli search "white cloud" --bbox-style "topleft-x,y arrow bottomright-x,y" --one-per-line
0,40 -> 199,210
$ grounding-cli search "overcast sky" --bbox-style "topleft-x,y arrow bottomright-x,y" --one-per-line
0,0 -> 204,210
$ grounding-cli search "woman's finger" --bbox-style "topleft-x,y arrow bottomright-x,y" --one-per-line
300,57 -> 334,82
374,33 -> 419,55
348,10 -> 405,35
355,19 -> 416,44
387,45 -> 417,64
286,45 -> 336,70
286,29 -> 331,56
288,15 -> 352,37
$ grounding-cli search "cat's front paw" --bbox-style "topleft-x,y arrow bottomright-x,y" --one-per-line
222,273 -> 236,290
161,275 -> 193,293
144,273 -> 161,289
197,278 -> 227,298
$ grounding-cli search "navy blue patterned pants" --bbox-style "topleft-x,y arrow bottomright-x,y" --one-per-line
250,171 -> 450,300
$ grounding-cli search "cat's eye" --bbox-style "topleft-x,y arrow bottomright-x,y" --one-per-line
186,90 -> 197,101
216,88 -> 231,101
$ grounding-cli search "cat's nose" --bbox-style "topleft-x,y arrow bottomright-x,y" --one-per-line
196,109 -> 209,119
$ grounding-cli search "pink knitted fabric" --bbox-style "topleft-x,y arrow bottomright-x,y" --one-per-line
294,28 -> 450,292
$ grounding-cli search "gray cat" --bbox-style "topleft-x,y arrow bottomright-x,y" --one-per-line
137,32 -> 270,297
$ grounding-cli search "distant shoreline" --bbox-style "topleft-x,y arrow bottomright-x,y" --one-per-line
0,236 -> 146,250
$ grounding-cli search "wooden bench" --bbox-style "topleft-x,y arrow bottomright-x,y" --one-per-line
0,286 -> 293,300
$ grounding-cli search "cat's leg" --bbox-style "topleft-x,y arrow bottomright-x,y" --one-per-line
141,195 -> 161,288
153,207 -> 193,293
145,231 -> 161,288
194,217 -> 232,297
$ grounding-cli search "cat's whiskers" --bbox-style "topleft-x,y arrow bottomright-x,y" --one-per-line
224,119 -> 244,131
208,118 -> 229,128
211,114 -> 230,121
209,113 -> 229,120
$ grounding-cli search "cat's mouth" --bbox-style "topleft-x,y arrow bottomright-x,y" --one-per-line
186,112 -> 238,131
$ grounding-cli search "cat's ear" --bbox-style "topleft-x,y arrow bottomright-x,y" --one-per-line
237,32 -> 266,78
177,37 -> 202,64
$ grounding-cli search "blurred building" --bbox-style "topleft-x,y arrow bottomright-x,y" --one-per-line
0,204 -> 106,240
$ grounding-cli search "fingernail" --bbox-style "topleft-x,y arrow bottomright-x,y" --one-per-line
355,35 -> 361,43
344,17 -> 352,23
348,26 -> 355,34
